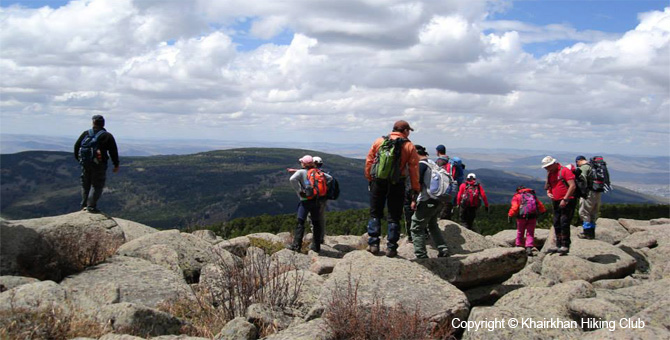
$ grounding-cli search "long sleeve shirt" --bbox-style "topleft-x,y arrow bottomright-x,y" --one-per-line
364,131 -> 420,192
456,179 -> 489,207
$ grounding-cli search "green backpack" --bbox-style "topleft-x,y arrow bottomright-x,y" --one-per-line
371,135 -> 406,183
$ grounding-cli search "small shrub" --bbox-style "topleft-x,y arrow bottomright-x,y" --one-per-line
157,286 -> 227,338
0,305 -> 107,339
17,227 -> 122,282
324,272 -> 456,340
248,237 -> 286,255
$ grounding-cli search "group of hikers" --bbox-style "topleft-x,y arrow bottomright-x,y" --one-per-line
74,116 -> 610,259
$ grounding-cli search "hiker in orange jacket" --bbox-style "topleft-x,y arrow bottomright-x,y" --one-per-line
508,186 -> 547,256
364,120 -> 420,257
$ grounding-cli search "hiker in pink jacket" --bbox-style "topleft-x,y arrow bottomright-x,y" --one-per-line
508,186 -> 547,256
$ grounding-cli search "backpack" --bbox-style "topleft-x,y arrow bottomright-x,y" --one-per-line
79,129 -> 106,166
447,157 -> 465,183
420,159 -> 455,199
572,167 -> 589,199
371,135 -> 406,183
303,168 -> 328,200
461,182 -> 481,208
326,176 -> 340,200
589,156 -> 611,192
518,190 -> 539,219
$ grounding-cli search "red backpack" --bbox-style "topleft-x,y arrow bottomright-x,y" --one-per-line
461,182 -> 481,208
304,168 -> 328,200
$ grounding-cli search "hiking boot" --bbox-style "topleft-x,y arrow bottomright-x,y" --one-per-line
526,247 -> 533,256
86,206 -> 101,213
287,243 -> 301,252
546,244 -> 559,254
438,248 -> 450,258
309,244 -> 320,254
558,246 -> 570,255
385,248 -> 398,258
368,244 -> 380,255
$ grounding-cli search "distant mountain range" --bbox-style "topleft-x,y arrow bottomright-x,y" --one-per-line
0,148 -> 665,229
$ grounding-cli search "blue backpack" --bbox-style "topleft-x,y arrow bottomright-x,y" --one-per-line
447,157 -> 465,183
79,129 -> 106,166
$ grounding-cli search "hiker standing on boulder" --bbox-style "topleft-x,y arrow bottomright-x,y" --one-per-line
508,186 -> 547,256
74,115 -> 119,213
456,173 -> 489,232
410,145 -> 450,259
576,155 -> 603,240
365,120 -> 420,257
435,145 -> 465,221
288,155 -> 332,253
542,156 -> 577,255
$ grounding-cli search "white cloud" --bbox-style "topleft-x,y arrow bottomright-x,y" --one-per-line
0,1 -> 668,156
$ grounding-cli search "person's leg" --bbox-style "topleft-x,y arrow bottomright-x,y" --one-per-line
426,201 -> 449,256
515,219 -> 525,247
368,180 -> 388,248
88,165 -> 107,211
307,200 -> 322,252
318,198 -> 327,244
559,199 -> 577,251
410,202 -> 429,259
80,166 -> 92,209
403,190 -> 414,242
525,218 -> 536,249
464,207 -> 477,232
385,180 -> 405,253
548,200 -> 561,253
290,201 -> 309,251
590,192 -> 602,238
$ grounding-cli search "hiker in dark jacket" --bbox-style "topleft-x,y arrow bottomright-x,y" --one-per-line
456,173 -> 489,232
74,115 -> 119,213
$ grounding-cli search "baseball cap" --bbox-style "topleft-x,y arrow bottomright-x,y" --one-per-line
299,155 -> 313,164
92,115 -> 105,126
313,156 -> 323,164
393,120 -> 414,131
436,145 -> 446,154
575,155 -> 586,162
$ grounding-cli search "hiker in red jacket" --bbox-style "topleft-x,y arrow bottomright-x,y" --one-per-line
508,186 -> 547,256
456,173 -> 489,232
542,156 -> 577,255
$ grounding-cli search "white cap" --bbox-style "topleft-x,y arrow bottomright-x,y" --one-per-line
467,173 -> 476,179
541,156 -> 557,168
313,156 -> 323,164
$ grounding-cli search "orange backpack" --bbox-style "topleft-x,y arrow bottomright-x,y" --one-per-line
304,168 -> 328,200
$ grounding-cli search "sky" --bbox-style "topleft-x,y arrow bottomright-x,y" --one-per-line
1,0 -> 668,156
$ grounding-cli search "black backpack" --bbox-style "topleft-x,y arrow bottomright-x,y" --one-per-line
79,129 -> 106,166
589,156 -> 611,192
326,176 -> 340,200
572,167 -> 589,199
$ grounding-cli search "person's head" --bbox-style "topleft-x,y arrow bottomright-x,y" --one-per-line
436,144 -> 446,156
92,115 -> 105,128
313,156 -> 323,168
467,173 -> 476,181
392,120 -> 414,137
298,155 -> 314,168
575,155 -> 587,166
415,145 -> 428,158
541,156 -> 558,172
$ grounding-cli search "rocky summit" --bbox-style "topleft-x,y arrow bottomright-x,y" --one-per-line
0,213 -> 668,339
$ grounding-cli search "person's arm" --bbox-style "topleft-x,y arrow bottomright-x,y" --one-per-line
365,139 -> 380,181
538,200 -> 547,213
324,172 -> 333,183
289,170 -> 304,195
407,144 -> 420,192
562,179 -> 577,207
456,183 -> 465,206
479,184 -> 489,208
74,131 -> 86,161
107,133 -> 120,172
508,195 -> 519,217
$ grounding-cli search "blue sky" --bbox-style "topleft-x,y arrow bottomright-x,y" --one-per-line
1,0 -> 668,156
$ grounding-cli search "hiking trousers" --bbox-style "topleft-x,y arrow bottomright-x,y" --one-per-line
80,164 -> 108,209
411,200 -> 448,258
460,206 -> 478,232
579,191 -> 602,224
293,199 -> 322,250
552,199 -> 577,247
516,218 -> 537,248
440,196 -> 456,220
368,178 -> 405,249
